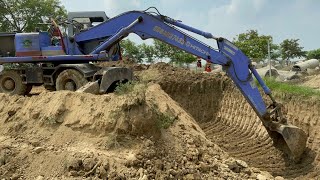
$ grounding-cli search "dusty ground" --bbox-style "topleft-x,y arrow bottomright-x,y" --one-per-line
150,63 -> 320,179
0,62 -> 319,179
302,74 -> 320,89
0,84 -> 273,179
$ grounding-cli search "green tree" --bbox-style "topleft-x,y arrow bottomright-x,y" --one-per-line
153,39 -> 175,60
280,39 -> 306,64
153,40 -> 196,66
233,30 -> 279,62
139,43 -> 155,63
171,50 -> 196,67
307,48 -> 320,59
120,39 -> 144,63
0,0 -> 67,32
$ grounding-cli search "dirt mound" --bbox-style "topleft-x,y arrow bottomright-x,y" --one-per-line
1,62 -> 319,179
0,83 -> 273,179
145,66 -> 320,179
302,74 -> 320,89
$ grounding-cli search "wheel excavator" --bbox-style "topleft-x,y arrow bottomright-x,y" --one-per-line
0,7 -> 307,161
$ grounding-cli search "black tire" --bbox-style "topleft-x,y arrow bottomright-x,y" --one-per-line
0,70 -> 28,95
56,69 -> 88,91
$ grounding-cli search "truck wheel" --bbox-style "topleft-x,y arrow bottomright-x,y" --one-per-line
56,69 -> 88,91
0,70 -> 28,95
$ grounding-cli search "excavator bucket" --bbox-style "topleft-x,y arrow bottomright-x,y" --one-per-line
267,122 -> 307,161
276,124 -> 307,160
77,67 -> 133,94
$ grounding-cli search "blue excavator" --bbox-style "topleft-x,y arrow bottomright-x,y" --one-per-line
0,8 -> 307,160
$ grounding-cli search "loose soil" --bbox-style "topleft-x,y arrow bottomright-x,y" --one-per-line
0,62 -> 319,179
149,63 -> 320,179
302,74 -> 320,89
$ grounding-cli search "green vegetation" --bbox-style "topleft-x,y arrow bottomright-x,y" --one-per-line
156,112 -> 176,129
0,0 -> 67,32
114,81 -> 148,99
122,29 -> 319,66
280,39 -> 306,65
233,30 -> 308,64
233,30 -> 279,61
114,81 -> 137,95
307,48 -> 320,59
120,39 -> 145,63
120,39 -> 197,65
263,78 -> 320,98
153,39 -> 197,65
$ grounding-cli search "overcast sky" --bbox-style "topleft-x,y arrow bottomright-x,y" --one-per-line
61,0 -> 320,51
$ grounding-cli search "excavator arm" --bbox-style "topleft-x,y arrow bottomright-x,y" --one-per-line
75,9 -> 307,160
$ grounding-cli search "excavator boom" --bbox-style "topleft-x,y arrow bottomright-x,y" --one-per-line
75,9 -> 307,160
0,8 -> 306,160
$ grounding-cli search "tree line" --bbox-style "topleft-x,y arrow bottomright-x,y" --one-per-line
121,30 -> 320,64
120,39 -> 196,64
1,0 -> 319,64
233,30 -> 320,64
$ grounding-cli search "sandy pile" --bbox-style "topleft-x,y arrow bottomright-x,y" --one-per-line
302,74 -> 320,89
0,83 -> 274,179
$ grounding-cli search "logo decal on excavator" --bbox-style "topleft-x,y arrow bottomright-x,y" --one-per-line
223,46 -> 236,56
223,40 -> 238,56
22,39 -> 32,48
224,40 -> 238,51
153,26 -> 210,56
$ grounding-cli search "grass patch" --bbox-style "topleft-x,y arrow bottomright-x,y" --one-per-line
149,103 -> 177,129
263,78 -> 320,98
114,81 -> 147,96
114,81 -> 136,95
156,112 -> 176,129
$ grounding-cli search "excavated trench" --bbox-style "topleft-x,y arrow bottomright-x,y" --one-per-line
158,72 -> 320,179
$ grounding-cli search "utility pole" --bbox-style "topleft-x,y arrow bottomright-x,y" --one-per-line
268,40 -> 272,77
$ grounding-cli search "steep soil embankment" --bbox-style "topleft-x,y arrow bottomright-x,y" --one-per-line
154,65 -> 320,179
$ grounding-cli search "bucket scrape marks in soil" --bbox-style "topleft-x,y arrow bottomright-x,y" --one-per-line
150,66 -> 320,179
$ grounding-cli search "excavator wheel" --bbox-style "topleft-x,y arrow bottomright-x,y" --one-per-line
56,69 -> 88,91
0,70 -> 29,95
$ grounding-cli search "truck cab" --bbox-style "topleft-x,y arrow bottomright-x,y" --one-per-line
0,11 -> 131,95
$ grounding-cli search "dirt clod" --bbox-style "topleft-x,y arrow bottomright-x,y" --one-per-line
8,110 -> 16,117
257,174 -> 267,180
34,147 -> 45,154
83,158 -> 97,171
67,158 -> 82,171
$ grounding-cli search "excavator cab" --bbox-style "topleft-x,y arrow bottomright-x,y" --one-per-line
67,11 -> 108,36
67,11 -> 121,60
